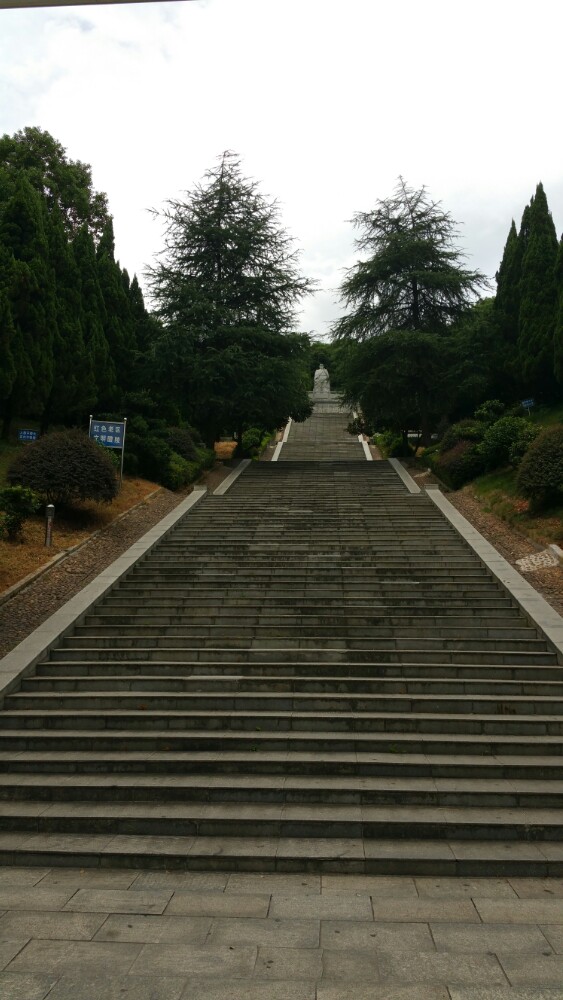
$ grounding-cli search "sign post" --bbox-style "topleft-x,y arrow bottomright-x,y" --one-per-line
521,398 -> 535,416
89,416 -> 127,488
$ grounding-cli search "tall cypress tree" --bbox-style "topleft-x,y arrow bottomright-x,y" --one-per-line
73,225 -> 116,410
553,235 -> 563,385
494,220 -> 521,343
517,183 -> 559,397
96,219 -> 137,398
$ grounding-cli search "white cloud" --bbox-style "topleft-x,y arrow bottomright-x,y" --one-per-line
1,0 -> 562,334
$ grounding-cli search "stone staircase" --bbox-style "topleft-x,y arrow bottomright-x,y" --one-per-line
279,408 -> 364,460
1,426 -> 563,874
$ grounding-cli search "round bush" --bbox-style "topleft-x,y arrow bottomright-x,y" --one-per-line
8,430 -> 118,506
474,399 -> 505,424
241,427 -> 263,456
479,416 -> 538,471
440,420 -> 485,452
517,426 -> 563,507
435,440 -> 485,489
167,427 -> 198,462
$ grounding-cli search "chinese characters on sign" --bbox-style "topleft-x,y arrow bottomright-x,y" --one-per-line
18,429 -> 39,442
89,420 -> 126,449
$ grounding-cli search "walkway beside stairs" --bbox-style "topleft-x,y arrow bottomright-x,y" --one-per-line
1,407 -> 563,996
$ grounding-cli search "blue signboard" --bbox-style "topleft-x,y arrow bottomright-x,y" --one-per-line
521,398 -> 535,409
89,420 -> 125,449
18,429 -> 38,442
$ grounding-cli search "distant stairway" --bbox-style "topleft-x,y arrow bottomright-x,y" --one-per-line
1,434 -> 563,874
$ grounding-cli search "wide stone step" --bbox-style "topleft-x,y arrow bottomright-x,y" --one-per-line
9,690 -> 563,716
2,708 -> 563,735
3,726 -> 563,755
0,798 -> 562,841
1,772 -> 562,809
3,749 -> 563,780
73,624 -> 539,641
21,673 -> 563,697
85,611 -> 524,627
34,659 -> 563,681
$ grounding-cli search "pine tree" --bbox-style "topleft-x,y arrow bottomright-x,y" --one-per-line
73,226 -> 116,410
96,219 -> 137,397
517,183 -> 559,397
494,220 -> 521,344
553,236 -> 563,385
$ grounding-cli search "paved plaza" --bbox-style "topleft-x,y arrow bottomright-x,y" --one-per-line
0,866 -> 563,997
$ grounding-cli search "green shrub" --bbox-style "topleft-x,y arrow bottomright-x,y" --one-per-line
164,452 -> 192,490
0,485 -> 41,540
517,426 -> 563,507
167,427 -> 198,462
440,419 -> 485,451
474,399 -> 505,424
479,416 -> 538,471
434,440 -> 485,489
241,427 -> 263,456
372,430 -> 410,458
7,430 -> 118,506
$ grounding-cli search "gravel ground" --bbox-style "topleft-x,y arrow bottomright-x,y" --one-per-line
0,462 -> 234,660
1,458 -> 562,661
411,466 -> 563,617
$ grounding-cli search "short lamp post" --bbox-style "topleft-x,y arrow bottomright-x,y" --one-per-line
44,504 -> 55,547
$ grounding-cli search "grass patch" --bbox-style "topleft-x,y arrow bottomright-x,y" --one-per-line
528,402 -> 563,426
471,467 -> 563,547
0,476 -> 160,594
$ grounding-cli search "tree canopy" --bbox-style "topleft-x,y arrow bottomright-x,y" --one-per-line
147,151 -> 314,443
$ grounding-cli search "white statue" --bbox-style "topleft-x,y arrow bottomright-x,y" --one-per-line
313,363 -> 330,396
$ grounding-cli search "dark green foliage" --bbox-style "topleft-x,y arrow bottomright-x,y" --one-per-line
430,440 -> 485,489
147,152 -> 314,445
494,220 -> 521,347
479,416 -> 538,471
0,485 -> 41,539
553,236 -> 563,384
517,183 -> 559,397
166,427 -> 198,462
517,426 -> 563,507
474,399 -> 505,424
332,177 -> 486,341
241,427 -> 264,456
8,430 -> 118,506
440,420 -> 486,451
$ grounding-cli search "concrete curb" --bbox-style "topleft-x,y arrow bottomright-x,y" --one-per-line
213,460 -> 251,494
272,418 -> 292,462
0,487 -> 163,609
426,487 -> 563,662
0,487 -> 208,703
358,436 -> 373,461
388,458 -> 421,494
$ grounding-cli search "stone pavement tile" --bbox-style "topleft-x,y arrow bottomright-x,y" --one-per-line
320,920 -> 434,952
103,835 -> 195,856
270,893 -> 372,920
130,943 -> 256,977
166,890 -> 270,918
364,840 -> 455,860
510,878 -> 563,898
539,924 -> 563,953
0,940 -> 29,972
64,888 -> 173,914
416,878 -> 517,898
38,868 -> 138,889
0,887 -> 75,911
321,947 -> 380,980
474,898 -> 563,923
317,986 -> 449,1000
188,837 -> 278,857
0,909 -> 107,941
538,843 -> 563,860
0,867 -> 50,887
46,974 -> 187,999
5,939 -> 142,976
0,971 -> 57,1000
95,913 -> 212,944
254,946 -> 322,980
449,990 -> 563,999
450,842 -> 546,862
18,832 -> 115,852
210,917 -> 319,948
371,898 -> 479,922
180,982 -> 315,1000
321,875 -> 417,897
377,951 -> 506,984
226,873 -> 320,894
276,838 -> 364,859
133,871 -> 229,891
498,953 -> 563,984
431,922 -> 553,953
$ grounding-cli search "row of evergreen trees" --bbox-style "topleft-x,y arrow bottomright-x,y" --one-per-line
494,182 -> 563,401
0,127 -> 157,438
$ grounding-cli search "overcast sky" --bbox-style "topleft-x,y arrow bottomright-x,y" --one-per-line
1,0 -> 562,337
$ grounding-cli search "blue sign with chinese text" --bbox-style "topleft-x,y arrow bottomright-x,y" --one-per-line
89,420 -> 125,449
18,429 -> 38,442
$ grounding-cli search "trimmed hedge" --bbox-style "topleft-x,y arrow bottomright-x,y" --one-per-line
429,440 -> 485,489
479,416 -> 539,471
517,426 -> 563,507
8,430 -> 118,506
